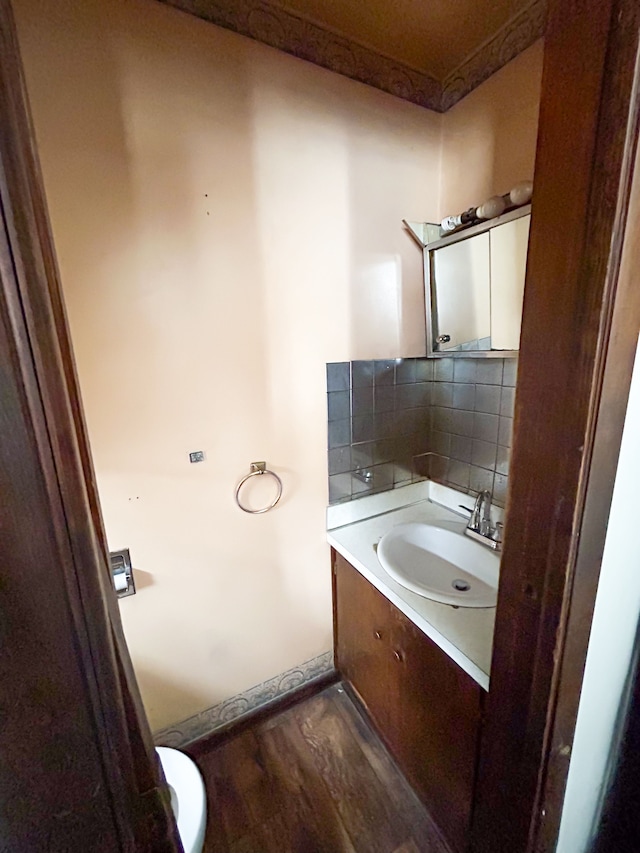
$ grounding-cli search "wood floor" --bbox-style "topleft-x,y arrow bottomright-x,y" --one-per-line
187,682 -> 452,853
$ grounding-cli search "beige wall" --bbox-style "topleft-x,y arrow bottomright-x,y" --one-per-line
14,0 -> 542,730
440,41 -> 544,215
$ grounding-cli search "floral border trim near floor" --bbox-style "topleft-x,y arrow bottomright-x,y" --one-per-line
153,650 -> 334,748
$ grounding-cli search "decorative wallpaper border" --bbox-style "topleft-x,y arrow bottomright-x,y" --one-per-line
153,650 -> 334,748
441,0 -> 547,111
158,0 -> 546,113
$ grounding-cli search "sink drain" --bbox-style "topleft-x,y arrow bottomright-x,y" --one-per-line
452,579 -> 471,592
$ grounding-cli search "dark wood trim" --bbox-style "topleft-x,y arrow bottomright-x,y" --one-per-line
331,546 -> 340,669
0,1 -> 180,848
470,0 -> 640,850
183,670 -> 339,756
535,34 -> 640,848
157,0 -> 545,113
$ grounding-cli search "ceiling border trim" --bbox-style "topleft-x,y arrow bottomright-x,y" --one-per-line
157,0 -> 546,112
441,0 -> 547,111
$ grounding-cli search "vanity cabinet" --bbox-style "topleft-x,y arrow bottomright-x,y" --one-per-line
333,550 -> 484,853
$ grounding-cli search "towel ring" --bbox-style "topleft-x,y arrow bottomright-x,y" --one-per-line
235,462 -> 283,514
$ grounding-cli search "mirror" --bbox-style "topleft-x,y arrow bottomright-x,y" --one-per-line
406,205 -> 530,357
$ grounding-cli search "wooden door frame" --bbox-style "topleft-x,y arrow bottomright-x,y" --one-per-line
0,1 -> 181,848
3,0 -> 640,849
470,0 -> 640,850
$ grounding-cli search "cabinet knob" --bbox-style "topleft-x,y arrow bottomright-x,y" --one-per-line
374,630 -> 382,640
393,649 -> 403,662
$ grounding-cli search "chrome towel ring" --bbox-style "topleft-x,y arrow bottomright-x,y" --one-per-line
235,461 -> 283,514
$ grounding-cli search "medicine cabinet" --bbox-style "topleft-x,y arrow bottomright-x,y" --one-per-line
405,204 -> 531,357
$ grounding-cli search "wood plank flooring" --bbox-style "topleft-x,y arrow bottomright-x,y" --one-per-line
187,683 -> 451,853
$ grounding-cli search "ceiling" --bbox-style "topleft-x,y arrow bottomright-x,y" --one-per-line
160,0 -> 546,111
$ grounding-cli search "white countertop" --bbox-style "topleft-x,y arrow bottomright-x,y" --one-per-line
327,481 -> 497,691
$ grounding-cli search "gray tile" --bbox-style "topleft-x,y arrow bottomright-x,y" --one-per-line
496,445 -> 511,476
461,339 -> 479,351
416,359 -> 434,381
351,472 -> 375,496
434,359 -> 454,382
394,463 -> 413,485
403,410 -> 420,433
430,430 -> 451,457
412,407 -> 431,432
476,359 -> 504,385
433,382 -> 454,407
500,386 -> 516,418
475,384 -> 501,415
374,412 -> 396,439
328,446 -> 352,475
451,409 -> 475,437
498,416 -> 513,448
374,360 -> 395,386
448,460 -> 470,490
453,383 -> 475,410
327,362 -> 350,392
469,465 -> 494,495
328,418 -> 350,448
429,454 -> 449,483
351,443 -> 373,469
372,439 -> 395,464
412,451 -> 431,479
472,439 -> 497,471
351,386 -> 373,417
450,434 -> 473,463
478,336 -> 492,349
453,359 -> 477,384
408,428 -> 430,462
473,412 -> 499,443
371,463 -> 394,490
433,406 -> 454,433
374,385 -> 395,413
328,390 -> 350,422
414,382 -> 432,407
352,415 -> 375,443
396,384 -> 419,410
395,358 -> 416,384
329,473 -> 352,503
503,358 -> 518,387
351,361 -> 374,388
493,473 -> 509,506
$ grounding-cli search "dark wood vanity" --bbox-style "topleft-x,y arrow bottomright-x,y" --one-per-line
332,549 -> 485,853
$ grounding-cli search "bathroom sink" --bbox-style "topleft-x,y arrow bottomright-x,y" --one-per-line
376,522 -> 499,607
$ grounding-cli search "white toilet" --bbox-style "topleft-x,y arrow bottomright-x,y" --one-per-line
156,747 -> 207,853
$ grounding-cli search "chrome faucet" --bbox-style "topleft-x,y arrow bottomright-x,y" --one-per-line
470,490 -> 492,537
460,490 -> 502,550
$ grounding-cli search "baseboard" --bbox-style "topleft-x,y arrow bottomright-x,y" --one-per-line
153,650 -> 335,749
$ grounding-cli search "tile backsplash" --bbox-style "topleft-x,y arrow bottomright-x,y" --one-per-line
327,357 -> 516,507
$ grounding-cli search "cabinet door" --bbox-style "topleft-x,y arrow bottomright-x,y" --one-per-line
333,551 -> 395,737
490,214 -> 530,349
389,611 -> 483,853
334,552 -> 484,853
431,232 -> 491,350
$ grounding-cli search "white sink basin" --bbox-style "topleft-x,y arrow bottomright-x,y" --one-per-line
377,522 -> 499,607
